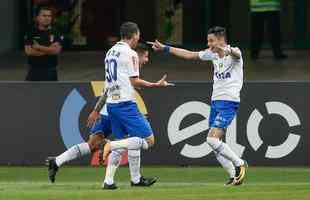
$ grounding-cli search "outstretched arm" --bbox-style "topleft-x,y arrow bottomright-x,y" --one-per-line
130,74 -> 174,88
147,40 -> 200,60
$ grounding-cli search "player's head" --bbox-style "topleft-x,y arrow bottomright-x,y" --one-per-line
136,43 -> 149,67
35,6 -> 53,28
207,26 -> 227,51
120,22 -> 140,48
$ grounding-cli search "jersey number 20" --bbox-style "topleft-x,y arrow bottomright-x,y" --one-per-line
106,59 -> 117,82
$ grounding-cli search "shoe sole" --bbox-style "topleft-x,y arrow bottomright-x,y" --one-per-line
233,165 -> 247,185
131,178 -> 158,187
102,188 -> 118,190
148,178 -> 157,186
102,186 -> 118,190
224,181 -> 234,186
45,158 -> 57,183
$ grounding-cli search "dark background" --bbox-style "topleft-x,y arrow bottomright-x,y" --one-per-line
1,0 -> 309,53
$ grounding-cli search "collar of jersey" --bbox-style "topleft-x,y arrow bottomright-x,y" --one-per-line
117,41 -> 130,47
34,25 -> 52,32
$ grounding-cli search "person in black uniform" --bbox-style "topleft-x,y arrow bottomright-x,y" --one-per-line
250,0 -> 287,60
24,6 -> 63,81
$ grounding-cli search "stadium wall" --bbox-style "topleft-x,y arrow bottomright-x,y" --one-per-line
0,82 -> 308,166
0,0 -> 20,53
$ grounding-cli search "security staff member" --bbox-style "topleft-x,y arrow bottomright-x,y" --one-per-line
24,6 -> 63,81
250,0 -> 287,60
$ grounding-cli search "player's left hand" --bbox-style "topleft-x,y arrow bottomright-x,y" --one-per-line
214,45 -> 232,56
87,110 -> 101,128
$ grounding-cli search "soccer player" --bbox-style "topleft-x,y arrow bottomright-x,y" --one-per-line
101,21 -> 172,188
46,43 -> 157,186
46,93 -> 110,183
148,26 -> 247,186
100,43 -> 162,190
90,43 -> 160,190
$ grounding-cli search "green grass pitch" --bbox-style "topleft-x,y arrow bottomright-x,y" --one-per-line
0,166 -> 309,200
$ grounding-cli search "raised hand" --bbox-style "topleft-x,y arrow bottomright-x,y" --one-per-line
213,45 -> 232,56
156,74 -> 175,87
147,40 -> 165,51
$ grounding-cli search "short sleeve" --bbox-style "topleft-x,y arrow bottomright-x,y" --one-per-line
235,47 -> 241,55
231,47 -> 242,60
128,51 -> 139,78
198,49 -> 218,61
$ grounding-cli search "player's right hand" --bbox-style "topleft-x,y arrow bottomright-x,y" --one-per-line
87,110 -> 100,128
147,40 -> 164,51
156,74 -> 175,87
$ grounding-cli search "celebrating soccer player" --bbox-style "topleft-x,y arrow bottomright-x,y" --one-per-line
46,42 -> 165,189
148,26 -> 247,186
100,22 -> 173,188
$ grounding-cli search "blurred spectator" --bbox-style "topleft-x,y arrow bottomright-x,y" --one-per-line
250,0 -> 287,60
32,0 -> 79,48
24,6 -> 63,81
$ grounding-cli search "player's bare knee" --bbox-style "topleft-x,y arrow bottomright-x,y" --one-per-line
88,134 -> 105,152
147,139 -> 155,147
207,128 -> 224,139
87,140 -> 97,152
206,128 -> 224,149
146,135 -> 155,148
148,139 -> 155,147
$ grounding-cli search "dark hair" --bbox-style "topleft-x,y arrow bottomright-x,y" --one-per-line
120,22 -> 140,40
136,43 -> 149,54
207,26 -> 226,38
34,6 -> 53,17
